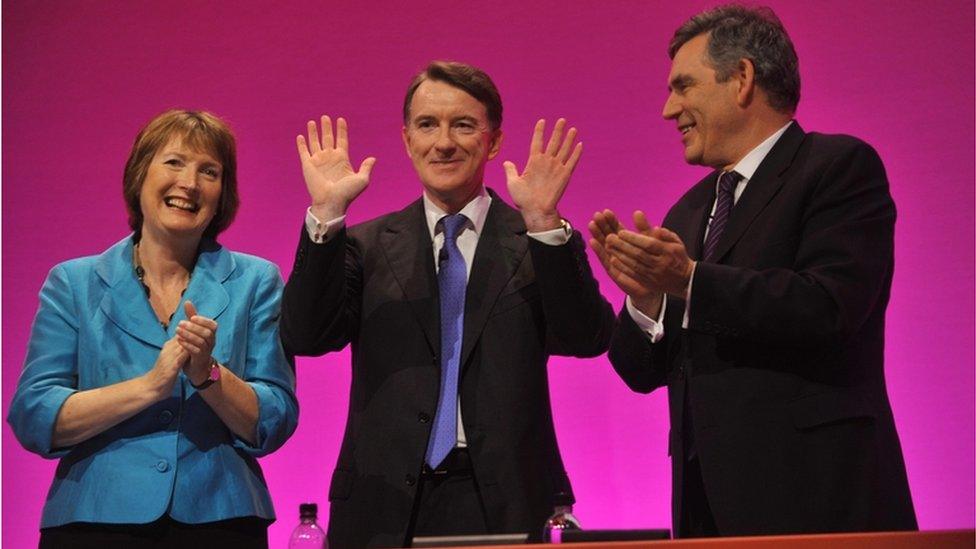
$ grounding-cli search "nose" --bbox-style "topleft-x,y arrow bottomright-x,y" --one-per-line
433,125 -> 456,154
662,92 -> 680,120
177,167 -> 200,191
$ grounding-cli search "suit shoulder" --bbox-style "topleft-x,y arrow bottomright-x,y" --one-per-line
803,131 -> 883,161
226,250 -> 280,276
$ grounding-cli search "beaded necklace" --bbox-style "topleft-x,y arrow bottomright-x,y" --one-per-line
133,242 -> 191,330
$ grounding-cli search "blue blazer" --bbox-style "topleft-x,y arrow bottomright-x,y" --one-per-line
8,236 -> 299,528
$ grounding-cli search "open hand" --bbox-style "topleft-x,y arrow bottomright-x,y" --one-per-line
297,115 -> 376,221
504,118 -> 582,231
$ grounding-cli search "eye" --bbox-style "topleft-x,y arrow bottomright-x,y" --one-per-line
452,121 -> 477,135
415,119 -> 437,133
164,158 -> 184,167
201,166 -> 221,179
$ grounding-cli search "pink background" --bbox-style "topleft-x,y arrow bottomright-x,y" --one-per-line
3,1 -> 973,546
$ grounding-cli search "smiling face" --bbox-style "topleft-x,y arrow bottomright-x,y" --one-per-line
662,32 -> 747,170
402,79 -> 502,213
138,137 -> 223,244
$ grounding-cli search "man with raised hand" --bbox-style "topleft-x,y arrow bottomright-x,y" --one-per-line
282,61 -> 613,547
589,5 -> 916,538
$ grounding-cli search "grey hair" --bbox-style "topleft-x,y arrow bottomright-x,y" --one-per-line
669,4 -> 800,114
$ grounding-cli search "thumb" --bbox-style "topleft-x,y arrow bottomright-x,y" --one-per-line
502,161 -> 519,182
358,157 -> 377,179
183,300 -> 198,320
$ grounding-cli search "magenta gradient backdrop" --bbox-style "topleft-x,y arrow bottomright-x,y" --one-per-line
3,1 -> 973,546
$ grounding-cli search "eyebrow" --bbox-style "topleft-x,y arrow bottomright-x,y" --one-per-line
668,74 -> 694,92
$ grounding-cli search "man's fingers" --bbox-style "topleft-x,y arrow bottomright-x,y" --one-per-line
306,120 -> 322,154
320,115 -> 334,149
591,210 -> 618,238
529,119 -> 546,154
183,300 -> 198,320
556,127 -> 577,162
502,160 -> 519,182
358,157 -> 377,179
544,118 -> 566,156
565,142 -> 583,174
588,237 -> 613,270
296,135 -> 311,163
633,210 -> 653,234
336,117 -> 349,150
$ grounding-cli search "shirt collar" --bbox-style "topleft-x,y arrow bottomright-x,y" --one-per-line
422,186 -> 492,240
729,120 -> 794,181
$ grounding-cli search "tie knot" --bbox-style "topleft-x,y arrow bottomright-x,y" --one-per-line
718,171 -> 742,193
440,214 -> 468,241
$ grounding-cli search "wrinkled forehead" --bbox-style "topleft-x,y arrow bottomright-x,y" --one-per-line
408,79 -> 489,122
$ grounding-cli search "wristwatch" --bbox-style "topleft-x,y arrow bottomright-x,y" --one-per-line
191,357 -> 221,391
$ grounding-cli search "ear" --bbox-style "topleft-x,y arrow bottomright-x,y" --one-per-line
401,125 -> 412,157
487,130 -> 503,160
735,57 -> 756,107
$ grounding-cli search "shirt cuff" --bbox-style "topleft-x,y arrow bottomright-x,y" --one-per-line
305,208 -> 346,244
626,295 -> 666,343
681,261 -> 696,329
527,220 -> 571,246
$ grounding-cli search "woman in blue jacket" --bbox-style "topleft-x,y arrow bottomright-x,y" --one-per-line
8,110 -> 299,548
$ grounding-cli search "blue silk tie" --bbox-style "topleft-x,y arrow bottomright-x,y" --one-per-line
426,214 -> 468,468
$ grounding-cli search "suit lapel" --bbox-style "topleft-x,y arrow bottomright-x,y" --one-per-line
460,194 -> 527,370
97,237 -> 234,350
710,122 -> 806,263
182,240 -> 232,324
97,237 -> 168,349
683,175 -> 719,261
380,199 -> 440,355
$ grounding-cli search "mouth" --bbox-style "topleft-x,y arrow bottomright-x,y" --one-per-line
164,196 -> 200,213
678,122 -> 695,136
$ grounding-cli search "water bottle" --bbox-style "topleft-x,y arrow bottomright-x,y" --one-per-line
289,503 -> 327,548
542,492 -> 581,543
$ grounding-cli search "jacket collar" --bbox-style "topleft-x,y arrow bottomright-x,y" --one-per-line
96,235 -> 234,349
706,122 -> 806,263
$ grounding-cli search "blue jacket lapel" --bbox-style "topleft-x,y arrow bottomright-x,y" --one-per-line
96,237 -> 233,350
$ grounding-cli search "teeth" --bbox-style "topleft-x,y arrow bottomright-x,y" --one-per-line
680,125 -> 693,135
165,197 -> 198,212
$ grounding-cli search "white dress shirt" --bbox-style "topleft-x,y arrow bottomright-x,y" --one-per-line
627,121 -> 794,339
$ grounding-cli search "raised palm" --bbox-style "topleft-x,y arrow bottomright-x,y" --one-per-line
503,118 -> 583,231
297,115 -> 376,219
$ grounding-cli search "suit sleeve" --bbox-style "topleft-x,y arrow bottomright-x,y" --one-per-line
7,265 -> 79,458
528,231 -> 615,357
281,225 -> 362,356
607,305 -> 672,394
688,140 -> 895,350
234,262 -> 299,456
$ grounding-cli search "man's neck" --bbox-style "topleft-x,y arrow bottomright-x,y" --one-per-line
720,113 -> 793,172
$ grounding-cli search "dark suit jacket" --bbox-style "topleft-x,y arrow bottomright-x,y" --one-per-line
282,190 -> 614,547
609,123 -> 917,535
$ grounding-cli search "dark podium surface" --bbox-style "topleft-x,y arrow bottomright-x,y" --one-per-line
414,529 -> 974,549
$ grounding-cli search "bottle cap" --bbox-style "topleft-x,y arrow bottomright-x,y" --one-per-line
299,502 -> 318,518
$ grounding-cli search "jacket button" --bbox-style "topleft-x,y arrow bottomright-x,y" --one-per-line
158,410 -> 174,424
418,413 -> 430,423
431,355 -> 438,365
405,474 -> 416,486
155,460 -> 170,473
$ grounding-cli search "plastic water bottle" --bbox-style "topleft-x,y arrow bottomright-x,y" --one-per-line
289,503 -> 327,548
542,493 -> 581,543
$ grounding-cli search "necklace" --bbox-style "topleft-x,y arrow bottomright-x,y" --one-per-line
133,242 -> 191,329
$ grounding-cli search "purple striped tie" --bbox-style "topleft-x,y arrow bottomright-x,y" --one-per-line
702,171 -> 742,262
